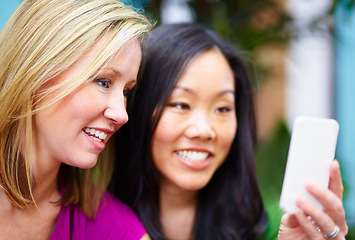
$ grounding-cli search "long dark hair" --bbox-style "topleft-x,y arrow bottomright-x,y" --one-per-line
110,23 -> 265,239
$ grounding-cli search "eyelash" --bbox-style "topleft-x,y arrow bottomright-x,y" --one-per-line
216,106 -> 232,113
123,88 -> 134,99
167,102 -> 190,110
95,77 -> 134,99
95,78 -> 111,90
168,102 -> 232,114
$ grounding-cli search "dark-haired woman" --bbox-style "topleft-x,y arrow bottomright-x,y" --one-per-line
111,23 -> 347,240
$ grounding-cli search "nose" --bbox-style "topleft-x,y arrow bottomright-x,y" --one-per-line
104,92 -> 129,126
185,110 -> 216,140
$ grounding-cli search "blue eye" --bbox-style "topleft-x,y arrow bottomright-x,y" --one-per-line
95,78 -> 111,90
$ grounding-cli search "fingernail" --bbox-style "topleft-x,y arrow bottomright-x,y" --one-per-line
333,160 -> 340,168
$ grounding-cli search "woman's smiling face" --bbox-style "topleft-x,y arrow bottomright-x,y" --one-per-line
151,48 -> 237,191
33,37 -> 142,169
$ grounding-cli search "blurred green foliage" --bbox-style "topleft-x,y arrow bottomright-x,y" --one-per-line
331,0 -> 355,13
254,120 -> 355,238
348,227 -> 355,239
133,0 -> 355,237
134,0 -> 355,86
143,0 -> 291,51
255,121 -> 290,239
141,0 -> 292,87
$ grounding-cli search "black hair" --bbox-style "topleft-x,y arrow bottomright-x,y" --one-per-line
110,23 -> 265,240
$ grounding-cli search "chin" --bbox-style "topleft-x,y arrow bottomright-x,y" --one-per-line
81,159 -> 99,169
80,162 -> 98,169
66,157 -> 98,169
179,181 -> 210,191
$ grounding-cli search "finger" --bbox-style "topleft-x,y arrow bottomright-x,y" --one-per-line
281,213 -> 299,228
297,197 -> 337,235
322,225 -> 344,240
294,209 -> 323,239
297,196 -> 348,237
305,183 -> 346,230
329,160 -> 344,200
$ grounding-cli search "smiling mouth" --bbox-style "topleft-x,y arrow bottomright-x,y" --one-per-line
176,150 -> 209,162
83,127 -> 107,142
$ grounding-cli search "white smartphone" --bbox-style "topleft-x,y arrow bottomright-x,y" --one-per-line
279,116 -> 339,214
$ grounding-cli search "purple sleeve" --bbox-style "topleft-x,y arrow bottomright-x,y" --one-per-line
50,192 -> 147,240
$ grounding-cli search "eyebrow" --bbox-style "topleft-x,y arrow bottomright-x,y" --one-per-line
174,86 -> 235,97
99,67 -> 137,83
100,67 -> 122,77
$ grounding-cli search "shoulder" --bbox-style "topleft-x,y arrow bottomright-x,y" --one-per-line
98,191 -> 143,226
51,191 -> 147,240
90,192 -> 147,239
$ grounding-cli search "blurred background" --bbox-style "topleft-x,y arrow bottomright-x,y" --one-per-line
1,0 -> 354,239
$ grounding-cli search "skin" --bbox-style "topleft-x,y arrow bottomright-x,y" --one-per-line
151,48 -> 237,239
278,160 -> 348,240
33,38 -> 141,171
0,37 -> 150,240
149,48 -> 348,240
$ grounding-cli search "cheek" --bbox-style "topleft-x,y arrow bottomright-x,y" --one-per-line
228,120 -> 237,142
66,87 -> 108,121
151,113 -> 182,167
152,113 -> 180,146
70,88 -> 99,109
216,120 -> 237,168
218,117 -> 237,145
151,129 -> 170,179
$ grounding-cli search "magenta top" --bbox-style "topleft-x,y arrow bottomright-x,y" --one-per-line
49,192 -> 146,240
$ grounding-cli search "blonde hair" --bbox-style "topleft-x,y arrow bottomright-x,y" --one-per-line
0,0 -> 151,217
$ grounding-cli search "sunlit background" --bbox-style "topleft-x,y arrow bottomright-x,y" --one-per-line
1,0 -> 354,239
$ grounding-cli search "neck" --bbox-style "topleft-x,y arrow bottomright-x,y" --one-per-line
160,182 -> 197,208
159,181 -> 198,240
0,171 -> 61,240
0,161 -> 62,240
32,164 -> 61,205
29,141 -> 62,205
0,161 -> 61,210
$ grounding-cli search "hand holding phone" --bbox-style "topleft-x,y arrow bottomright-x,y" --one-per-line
279,116 -> 339,214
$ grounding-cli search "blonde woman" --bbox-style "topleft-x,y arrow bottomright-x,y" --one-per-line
0,0 -> 151,239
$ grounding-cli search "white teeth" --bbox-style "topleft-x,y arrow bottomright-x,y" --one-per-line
90,136 -> 101,142
83,128 -> 107,141
176,150 -> 209,162
99,132 -> 106,139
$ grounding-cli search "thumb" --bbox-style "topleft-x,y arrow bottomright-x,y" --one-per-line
281,213 -> 300,228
